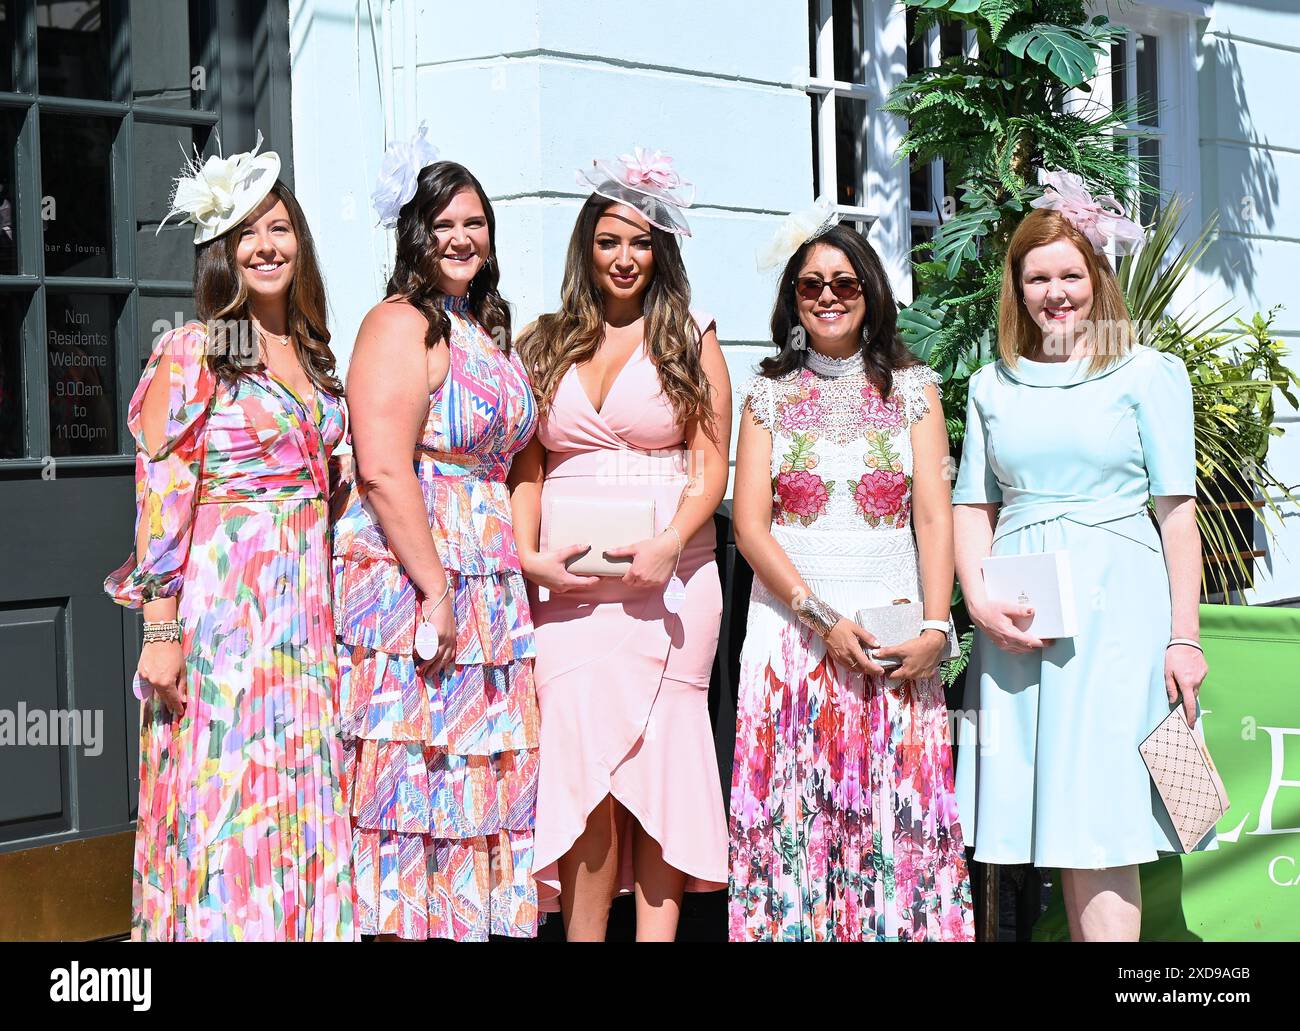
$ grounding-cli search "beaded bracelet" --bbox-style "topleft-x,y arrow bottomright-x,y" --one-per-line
143,619 -> 181,644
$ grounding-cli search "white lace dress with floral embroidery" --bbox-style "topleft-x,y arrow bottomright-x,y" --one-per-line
727,359 -> 974,943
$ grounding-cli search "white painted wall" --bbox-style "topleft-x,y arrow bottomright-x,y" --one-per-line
287,1 -> 1300,600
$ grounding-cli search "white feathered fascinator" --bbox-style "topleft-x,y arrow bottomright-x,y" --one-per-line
756,199 -> 839,271
372,122 -> 441,229
158,131 -> 281,245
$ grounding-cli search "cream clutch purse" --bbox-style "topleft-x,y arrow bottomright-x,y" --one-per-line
854,601 -> 959,669
547,497 -> 656,576
1140,708 -> 1230,853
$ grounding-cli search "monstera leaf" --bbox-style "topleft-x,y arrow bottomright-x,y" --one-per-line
1004,23 -> 1103,88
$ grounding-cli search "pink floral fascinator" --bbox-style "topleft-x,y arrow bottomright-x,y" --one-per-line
577,146 -> 695,236
1029,168 -> 1145,256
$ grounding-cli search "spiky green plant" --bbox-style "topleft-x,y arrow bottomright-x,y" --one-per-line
1120,200 -> 1300,596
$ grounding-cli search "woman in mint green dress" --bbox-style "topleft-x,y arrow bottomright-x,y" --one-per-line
952,186 -> 1209,942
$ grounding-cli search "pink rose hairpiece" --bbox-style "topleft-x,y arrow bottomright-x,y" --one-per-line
372,122 -> 441,229
577,146 -> 695,236
1029,168 -> 1145,256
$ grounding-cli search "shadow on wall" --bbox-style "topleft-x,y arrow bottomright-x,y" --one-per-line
1197,34 -> 1280,297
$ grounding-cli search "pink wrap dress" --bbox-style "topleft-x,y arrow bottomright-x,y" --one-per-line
530,311 -> 728,909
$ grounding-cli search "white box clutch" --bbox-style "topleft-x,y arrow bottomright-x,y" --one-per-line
980,550 -> 1078,638
546,496 -> 656,577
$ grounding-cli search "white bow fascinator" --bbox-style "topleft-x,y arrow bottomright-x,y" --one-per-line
1029,169 -> 1145,256
158,131 -> 281,245
756,199 -> 839,271
578,146 -> 695,236
372,122 -> 441,229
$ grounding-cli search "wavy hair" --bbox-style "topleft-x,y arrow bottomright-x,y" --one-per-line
762,223 -> 918,397
518,194 -> 714,438
999,208 -> 1133,374
194,180 -> 342,394
385,161 -> 512,352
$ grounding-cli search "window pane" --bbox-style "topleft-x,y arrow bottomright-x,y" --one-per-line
939,22 -> 965,61
41,114 -> 114,277
906,9 -> 924,76
46,292 -> 118,456
911,163 -> 933,215
37,0 -> 111,100
1111,38 -> 1128,112
0,292 -> 26,457
1139,136 -> 1161,224
832,0 -> 864,83
807,0 -> 818,77
0,1 -> 15,93
1136,33 -> 1159,127
131,0 -> 205,109
0,113 -> 18,274
810,93 -> 821,200
138,293 -> 195,366
135,122 -> 204,281
835,95 -> 867,208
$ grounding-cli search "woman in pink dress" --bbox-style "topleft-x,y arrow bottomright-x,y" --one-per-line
511,149 -> 732,940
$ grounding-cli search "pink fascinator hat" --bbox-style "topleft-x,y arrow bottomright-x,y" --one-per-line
577,146 -> 695,236
1029,168 -> 1145,256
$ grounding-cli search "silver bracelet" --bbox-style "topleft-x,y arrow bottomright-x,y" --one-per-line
796,594 -> 842,639
142,619 -> 181,644
1168,637 -> 1203,653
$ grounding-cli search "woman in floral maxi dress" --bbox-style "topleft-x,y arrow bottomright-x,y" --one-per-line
728,224 -> 974,941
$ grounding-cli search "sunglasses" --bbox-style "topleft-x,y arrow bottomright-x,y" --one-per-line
794,275 -> 864,302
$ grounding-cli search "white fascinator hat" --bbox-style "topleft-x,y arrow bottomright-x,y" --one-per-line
158,131 -> 281,245
577,146 -> 695,236
372,122 -> 441,229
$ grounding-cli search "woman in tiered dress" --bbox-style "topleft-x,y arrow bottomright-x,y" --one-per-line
332,156 -> 539,940
106,141 -> 355,940
728,222 -> 974,942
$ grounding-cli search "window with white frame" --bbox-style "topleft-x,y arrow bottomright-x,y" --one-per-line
807,0 -> 874,237
1094,9 -> 1199,230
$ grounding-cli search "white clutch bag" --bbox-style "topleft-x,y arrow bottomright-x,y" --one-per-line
854,601 -> 959,669
980,550 -> 1078,638
1140,707 -> 1230,853
547,496 -> 656,577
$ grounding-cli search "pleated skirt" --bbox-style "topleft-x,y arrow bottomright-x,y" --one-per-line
134,497 -> 356,941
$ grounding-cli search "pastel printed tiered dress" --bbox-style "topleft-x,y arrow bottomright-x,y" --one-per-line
332,295 -> 540,940
105,322 -> 356,941
729,359 -> 975,942
530,311 -> 728,910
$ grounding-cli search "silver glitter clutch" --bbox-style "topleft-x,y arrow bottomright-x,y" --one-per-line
854,601 -> 959,669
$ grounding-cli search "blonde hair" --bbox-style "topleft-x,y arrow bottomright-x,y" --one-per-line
998,208 -> 1133,374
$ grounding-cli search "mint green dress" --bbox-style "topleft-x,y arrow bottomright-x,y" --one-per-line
953,346 -> 1201,868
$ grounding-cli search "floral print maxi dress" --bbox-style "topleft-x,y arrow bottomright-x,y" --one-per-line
105,322 -> 356,941
728,358 -> 974,942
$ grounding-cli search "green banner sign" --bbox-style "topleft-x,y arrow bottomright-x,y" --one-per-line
1035,603 -> 1300,941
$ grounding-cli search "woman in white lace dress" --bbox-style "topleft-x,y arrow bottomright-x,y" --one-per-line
728,224 -> 974,941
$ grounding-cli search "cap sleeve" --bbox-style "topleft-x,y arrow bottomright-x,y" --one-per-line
740,374 -> 777,433
894,363 -> 941,427
953,367 -> 1003,505
1136,349 -> 1196,498
104,323 -> 216,607
689,308 -> 716,342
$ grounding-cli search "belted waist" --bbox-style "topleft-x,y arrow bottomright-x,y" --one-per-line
197,479 -> 319,504
545,447 -> 688,482
414,448 -> 508,482
994,489 -> 1154,547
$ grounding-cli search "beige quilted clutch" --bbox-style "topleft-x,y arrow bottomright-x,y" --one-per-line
1139,707 -> 1230,853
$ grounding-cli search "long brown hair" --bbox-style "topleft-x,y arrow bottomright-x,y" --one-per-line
518,194 -> 714,438
999,208 -> 1134,374
385,161 -> 512,352
764,224 -> 918,397
194,180 -> 342,394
